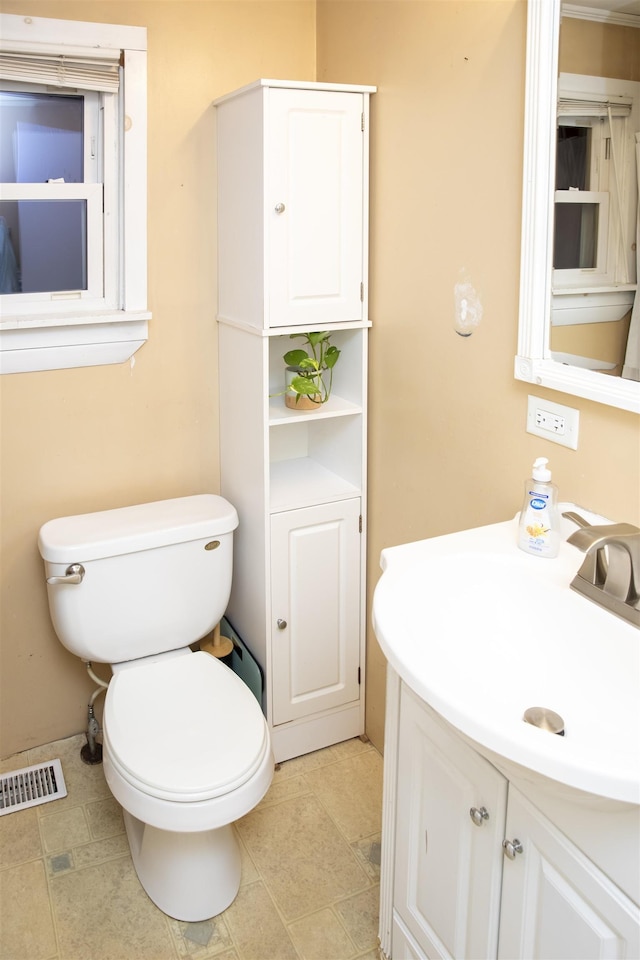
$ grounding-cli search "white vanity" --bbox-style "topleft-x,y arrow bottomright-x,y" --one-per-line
373,509 -> 640,960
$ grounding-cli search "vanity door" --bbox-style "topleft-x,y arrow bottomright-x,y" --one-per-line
394,686 -> 507,960
498,787 -> 640,960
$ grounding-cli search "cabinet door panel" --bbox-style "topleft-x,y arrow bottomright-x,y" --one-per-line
395,687 -> 507,959
268,89 -> 364,326
271,499 -> 361,725
498,788 -> 640,960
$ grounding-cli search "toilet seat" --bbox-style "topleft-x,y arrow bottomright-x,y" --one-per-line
104,652 -> 268,803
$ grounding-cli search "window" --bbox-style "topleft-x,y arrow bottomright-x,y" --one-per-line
554,122 -> 609,275
1,88 -> 104,302
553,74 -> 639,296
0,15 -> 149,374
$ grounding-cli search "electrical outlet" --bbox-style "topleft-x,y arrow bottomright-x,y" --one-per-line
527,395 -> 579,449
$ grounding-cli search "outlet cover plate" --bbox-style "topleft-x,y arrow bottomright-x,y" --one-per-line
527,395 -> 579,449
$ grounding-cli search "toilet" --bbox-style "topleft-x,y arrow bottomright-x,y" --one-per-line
37,494 -> 274,922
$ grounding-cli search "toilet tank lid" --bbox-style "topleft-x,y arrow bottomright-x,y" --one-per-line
38,495 -> 239,563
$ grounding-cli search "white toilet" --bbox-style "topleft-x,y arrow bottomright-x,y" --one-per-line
38,494 -> 273,922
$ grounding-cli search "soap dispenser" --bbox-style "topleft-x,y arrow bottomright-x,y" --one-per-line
517,457 -> 560,558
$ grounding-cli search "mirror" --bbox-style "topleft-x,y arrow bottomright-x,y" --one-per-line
516,0 -> 640,413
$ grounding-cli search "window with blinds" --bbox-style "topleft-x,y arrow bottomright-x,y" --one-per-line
0,14 -> 149,374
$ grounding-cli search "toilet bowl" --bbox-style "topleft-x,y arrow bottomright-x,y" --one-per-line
38,495 -> 274,921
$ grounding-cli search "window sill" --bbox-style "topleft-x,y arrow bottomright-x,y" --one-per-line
551,288 -> 635,327
0,311 -> 150,374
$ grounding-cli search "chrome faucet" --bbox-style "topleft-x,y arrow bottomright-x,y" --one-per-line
562,512 -> 640,628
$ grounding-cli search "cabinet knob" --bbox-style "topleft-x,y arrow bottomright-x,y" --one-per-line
502,838 -> 524,860
277,618 -> 287,630
469,806 -> 489,826
274,202 -> 286,214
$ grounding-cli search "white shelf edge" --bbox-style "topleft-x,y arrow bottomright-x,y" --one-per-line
269,394 -> 362,424
217,315 -> 371,336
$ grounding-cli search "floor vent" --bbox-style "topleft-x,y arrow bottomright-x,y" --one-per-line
0,759 -> 67,816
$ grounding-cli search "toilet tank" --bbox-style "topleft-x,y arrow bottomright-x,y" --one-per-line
38,495 -> 239,664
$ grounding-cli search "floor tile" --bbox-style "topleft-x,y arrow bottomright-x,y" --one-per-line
0,859 -> 57,960
237,793 -> 369,921
259,772 -> 312,807
0,735 -> 383,960
287,907 -> 356,960
273,738 -> 372,781
50,856 -> 175,959
169,914 -> 234,958
0,806 -> 42,868
351,835 -> 381,881
304,750 -> 383,841
85,795 -> 125,840
72,832 -> 130,868
334,885 -> 381,952
223,880 -> 298,960
39,805 -> 90,854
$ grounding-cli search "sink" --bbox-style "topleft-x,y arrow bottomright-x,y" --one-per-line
372,505 -> 640,807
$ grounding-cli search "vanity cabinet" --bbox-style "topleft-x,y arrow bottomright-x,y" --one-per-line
381,674 -> 640,960
215,81 -> 374,762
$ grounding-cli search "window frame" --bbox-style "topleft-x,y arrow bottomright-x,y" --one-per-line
0,14 -> 149,374
0,85 -> 107,307
552,74 -> 638,298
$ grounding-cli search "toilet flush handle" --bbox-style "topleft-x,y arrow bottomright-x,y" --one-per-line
47,563 -> 85,585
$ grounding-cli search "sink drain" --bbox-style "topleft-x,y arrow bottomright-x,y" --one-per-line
523,706 -> 565,736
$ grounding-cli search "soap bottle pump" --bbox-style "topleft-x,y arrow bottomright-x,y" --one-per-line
517,457 -> 560,558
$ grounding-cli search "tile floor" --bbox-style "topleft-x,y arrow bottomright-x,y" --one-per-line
0,733 -> 383,960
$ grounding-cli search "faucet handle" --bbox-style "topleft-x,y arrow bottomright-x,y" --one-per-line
567,522 -> 640,627
567,522 -> 640,555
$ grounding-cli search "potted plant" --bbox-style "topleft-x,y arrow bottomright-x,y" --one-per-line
281,331 -> 341,410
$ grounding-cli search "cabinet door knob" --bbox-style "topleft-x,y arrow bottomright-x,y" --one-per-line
274,202 -> 286,214
502,838 -> 524,860
277,618 -> 287,630
469,806 -> 489,826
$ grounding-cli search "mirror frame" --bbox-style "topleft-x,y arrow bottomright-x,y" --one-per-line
515,0 -> 640,414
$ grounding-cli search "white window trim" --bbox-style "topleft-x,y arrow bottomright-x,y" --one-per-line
515,0 -> 639,414
0,14 -> 150,374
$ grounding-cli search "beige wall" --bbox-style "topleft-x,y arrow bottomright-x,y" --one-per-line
315,0 -> 640,750
1,0 -> 638,759
0,0 -> 316,757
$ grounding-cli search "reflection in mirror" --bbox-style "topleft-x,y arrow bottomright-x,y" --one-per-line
516,0 -> 640,413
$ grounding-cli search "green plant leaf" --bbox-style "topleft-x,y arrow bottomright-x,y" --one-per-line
283,349 -> 309,366
297,358 -> 320,371
291,375 -> 322,396
324,345 -> 341,368
305,331 -> 331,347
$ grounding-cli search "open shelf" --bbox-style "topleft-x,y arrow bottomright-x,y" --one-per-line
269,393 -> 362,424
270,457 -> 361,513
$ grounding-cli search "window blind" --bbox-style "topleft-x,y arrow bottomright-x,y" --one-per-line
558,98 -> 632,118
0,52 -> 120,92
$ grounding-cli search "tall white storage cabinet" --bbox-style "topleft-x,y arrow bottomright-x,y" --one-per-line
215,80 -> 375,762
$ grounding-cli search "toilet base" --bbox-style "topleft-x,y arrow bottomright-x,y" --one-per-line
123,809 -> 242,921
